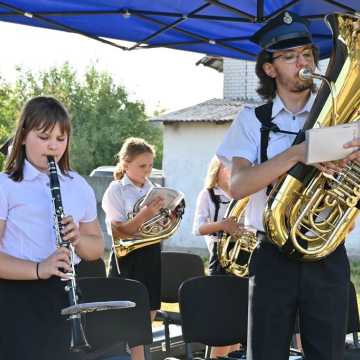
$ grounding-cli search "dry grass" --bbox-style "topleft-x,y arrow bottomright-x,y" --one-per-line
161,303 -> 179,312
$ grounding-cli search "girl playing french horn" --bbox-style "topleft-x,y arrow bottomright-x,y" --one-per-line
0,96 -> 104,360
102,137 -> 164,360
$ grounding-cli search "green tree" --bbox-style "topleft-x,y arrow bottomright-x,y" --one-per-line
0,75 -> 22,170
1,63 -> 162,174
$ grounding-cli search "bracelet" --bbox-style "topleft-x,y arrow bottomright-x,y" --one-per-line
36,262 -> 41,280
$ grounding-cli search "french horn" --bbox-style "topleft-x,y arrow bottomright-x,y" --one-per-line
218,198 -> 257,277
112,189 -> 185,259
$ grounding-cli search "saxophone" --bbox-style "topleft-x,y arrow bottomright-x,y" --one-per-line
218,198 -> 257,277
263,13 -> 360,261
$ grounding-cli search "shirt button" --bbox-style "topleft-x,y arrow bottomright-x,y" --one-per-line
46,182 -> 50,187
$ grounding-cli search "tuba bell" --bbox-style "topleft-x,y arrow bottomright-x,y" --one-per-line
218,198 -> 257,277
263,13 -> 360,261
112,188 -> 185,259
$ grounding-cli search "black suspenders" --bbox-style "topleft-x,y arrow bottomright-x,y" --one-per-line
208,188 -> 221,222
255,102 -> 305,257
255,102 -> 299,194
255,102 -> 299,163
208,188 -> 229,237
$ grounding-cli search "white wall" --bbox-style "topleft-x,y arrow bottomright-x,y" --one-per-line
223,58 -> 259,100
345,219 -> 360,258
161,122 -> 230,255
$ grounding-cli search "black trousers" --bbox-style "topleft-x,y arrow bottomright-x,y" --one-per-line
0,278 -> 82,360
208,242 -> 227,275
247,240 -> 350,360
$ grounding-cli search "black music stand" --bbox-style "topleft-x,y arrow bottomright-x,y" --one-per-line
154,251 -> 205,354
178,275 -> 248,360
76,277 -> 153,360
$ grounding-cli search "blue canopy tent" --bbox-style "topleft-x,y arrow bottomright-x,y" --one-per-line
0,1 -> 359,61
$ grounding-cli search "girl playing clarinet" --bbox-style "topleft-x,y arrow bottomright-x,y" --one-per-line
0,96 -> 104,360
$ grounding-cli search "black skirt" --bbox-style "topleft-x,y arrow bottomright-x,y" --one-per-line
109,243 -> 161,310
0,277 -> 82,360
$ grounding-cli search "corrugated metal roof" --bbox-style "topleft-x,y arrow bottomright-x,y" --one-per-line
196,56 -> 224,73
150,98 -> 260,124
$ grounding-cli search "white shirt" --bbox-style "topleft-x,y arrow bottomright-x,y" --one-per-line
102,174 -> 154,236
0,160 -> 97,263
217,93 -> 316,231
192,187 -> 231,251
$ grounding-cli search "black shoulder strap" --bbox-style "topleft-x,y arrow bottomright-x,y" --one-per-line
255,102 -> 301,195
255,102 -> 277,196
255,102 -> 274,164
208,188 -> 221,222
255,102 -> 299,163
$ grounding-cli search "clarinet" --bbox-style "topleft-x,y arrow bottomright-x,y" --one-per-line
47,156 -> 90,352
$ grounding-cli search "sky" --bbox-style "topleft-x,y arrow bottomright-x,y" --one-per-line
0,21 -> 223,115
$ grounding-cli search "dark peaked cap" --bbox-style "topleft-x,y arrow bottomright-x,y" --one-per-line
251,11 -> 312,52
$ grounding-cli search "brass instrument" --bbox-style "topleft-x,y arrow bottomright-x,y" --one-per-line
263,13 -> 360,261
112,189 -> 185,262
218,198 -> 257,277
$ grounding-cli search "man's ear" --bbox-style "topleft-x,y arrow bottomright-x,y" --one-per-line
263,62 -> 276,78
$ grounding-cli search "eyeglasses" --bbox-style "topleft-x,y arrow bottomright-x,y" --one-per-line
272,49 -> 314,64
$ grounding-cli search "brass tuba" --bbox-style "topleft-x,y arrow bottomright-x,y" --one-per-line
112,189 -> 185,259
218,198 -> 257,277
263,13 -> 360,261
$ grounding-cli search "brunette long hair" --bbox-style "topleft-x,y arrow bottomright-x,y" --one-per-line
255,45 -> 320,101
5,96 -> 71,181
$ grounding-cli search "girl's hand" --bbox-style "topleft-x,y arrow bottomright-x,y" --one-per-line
141,196 -> 165,219
61,215 -> 80,247
221,217 -> 242,236
37,247 -> 72,280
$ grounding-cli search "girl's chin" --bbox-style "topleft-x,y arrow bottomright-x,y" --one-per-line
37,165 -> 49,173
132,178 -> 145,186
30,161 -> 48,173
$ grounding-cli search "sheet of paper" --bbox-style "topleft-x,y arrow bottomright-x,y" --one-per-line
305,122 -> 360,164
140,187 -> 184,211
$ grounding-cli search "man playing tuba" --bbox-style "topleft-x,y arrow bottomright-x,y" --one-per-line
217,11 -> 356,360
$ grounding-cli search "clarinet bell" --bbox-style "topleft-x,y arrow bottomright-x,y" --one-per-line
69,315 -> 90,352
